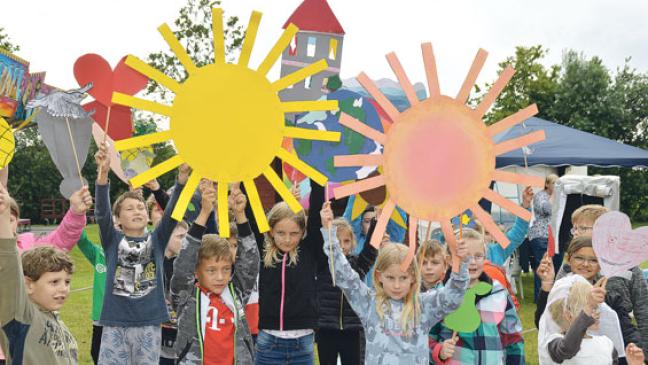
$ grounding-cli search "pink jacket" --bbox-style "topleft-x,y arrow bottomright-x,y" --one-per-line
17,208 -> 86,253
0,208 -> 86,360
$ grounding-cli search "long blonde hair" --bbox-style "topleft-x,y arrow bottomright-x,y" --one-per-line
373,243 -> 421,336
263,202 -> 306,268
549,280 -> 592,331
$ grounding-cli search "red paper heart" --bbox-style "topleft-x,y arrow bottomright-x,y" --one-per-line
73,54 -> 148,106
83,101 -> 133,141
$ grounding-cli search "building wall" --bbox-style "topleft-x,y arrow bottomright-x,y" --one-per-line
279,31 -> 344,103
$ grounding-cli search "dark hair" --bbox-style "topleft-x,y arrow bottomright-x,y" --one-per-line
113,191 -> 147,218
22,246 -> 75,281
361,205 -> 376,218
566,236 -> 593,259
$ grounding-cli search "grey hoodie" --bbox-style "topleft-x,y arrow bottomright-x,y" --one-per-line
170,222 -> 259,365
322,227 -> 469,365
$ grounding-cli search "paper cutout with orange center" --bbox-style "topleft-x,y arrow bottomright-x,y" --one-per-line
333,44 -> 547,272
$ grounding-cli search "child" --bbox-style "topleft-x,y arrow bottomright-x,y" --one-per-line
11,186 -> 91,252
0,183 -> 79,364
417,239 -> 448,291
540,276 -> 645,365
255,180 -> 328,364
161,220 -> 189,365
76,229 -> 107,365
94,142 -> 184,364
552,205 -> 648,356
429,228 -> 525,365
317,217 -> 378,365
171,180 -> 259,364
321,202 -> 469,364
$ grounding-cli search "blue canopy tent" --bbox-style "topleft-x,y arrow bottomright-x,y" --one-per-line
494,117 -> 648,168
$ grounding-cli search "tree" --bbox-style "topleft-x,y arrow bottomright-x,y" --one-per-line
145,0 -> 244,102
480,45 -> 560,125
485,46 -> 648,222
0,27 -> 20,53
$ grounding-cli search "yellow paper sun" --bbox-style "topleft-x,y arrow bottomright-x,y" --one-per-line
333,44 -> 546,269
112,9 -> 341,237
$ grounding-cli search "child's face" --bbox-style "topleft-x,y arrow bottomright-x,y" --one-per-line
228,236 -> 238,262
420,254 -> 446,288
466,238 -> 486,284
361,211 -> 376,235
270,218 -> 303,253
377,263 -> 414,300
337,228 -> 354,256
166,225 -> 188,257
195,257 -> 232,295
150,205 -> 163,227
25,270 -> 72,312
571,218 -> 595,238
568,247 -> 599,281
118,198 -> 149,233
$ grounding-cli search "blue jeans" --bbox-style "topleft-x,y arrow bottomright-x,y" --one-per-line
530,237 -> 548,302
255,331 -> 314,365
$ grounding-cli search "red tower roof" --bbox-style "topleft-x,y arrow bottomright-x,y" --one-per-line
283,0 -> 345,35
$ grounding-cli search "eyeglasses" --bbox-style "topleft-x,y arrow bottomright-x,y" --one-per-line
570,226 -> 593,235
469,254 -> 485,263
571,255 -> 598,266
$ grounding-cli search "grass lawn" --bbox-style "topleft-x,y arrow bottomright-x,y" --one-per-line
60,224 -> 545,364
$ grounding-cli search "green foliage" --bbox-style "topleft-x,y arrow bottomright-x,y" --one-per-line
145,0 -> 244,101
0,27 -> 20,52
482,47 -> 648,222
480,46 -> 560,124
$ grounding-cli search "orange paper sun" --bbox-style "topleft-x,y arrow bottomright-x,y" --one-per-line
333,44 -> 546,269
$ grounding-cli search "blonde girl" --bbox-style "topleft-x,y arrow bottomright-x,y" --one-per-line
321,202 -> 469,365
255,181 -> 328,365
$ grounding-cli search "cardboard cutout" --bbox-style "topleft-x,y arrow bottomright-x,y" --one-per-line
0,116 -> 15,168
333,45 -> 546,271
84,101 -> 133,141
121,146 -> 155,179
294,89 -> 383,182
592,211 -> 648,277
74,54 -> 148,107
74,54 -> 147,142
27,84 -> 93,198
111,9 -> 340,237
444,281 -> 492,333
91,123 -> 129,184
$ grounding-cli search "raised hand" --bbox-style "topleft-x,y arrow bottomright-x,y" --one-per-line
536,253 -> 555,291
586,277 -> 607,316
144,179 -> 161,191
70,186 -> 93,215
455,239 -> 468,261
0,182 -> 9,217
626,343 -> 645,365
199,179 -> 216,214
94,141 -> 111,184
440,332 -> 459,360
320,201 -> 334,230
229,187 -> 248,224
177,163 -> 191,185
290,182 -> 301,201
522,186 -> 534,209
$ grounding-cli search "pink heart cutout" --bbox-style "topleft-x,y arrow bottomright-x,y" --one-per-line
592,211 -> 648,277
73,54 -> 148,106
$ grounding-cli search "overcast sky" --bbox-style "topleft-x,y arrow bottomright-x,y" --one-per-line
2,0 -> 647,96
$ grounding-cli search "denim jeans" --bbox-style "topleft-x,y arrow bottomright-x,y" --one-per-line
255,331 -> 314,365
530,237 -> 548,302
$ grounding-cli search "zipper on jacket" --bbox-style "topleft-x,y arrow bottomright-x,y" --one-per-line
230,283 -> 238,365
339,292 -> 344,330
280,253 -> 287,331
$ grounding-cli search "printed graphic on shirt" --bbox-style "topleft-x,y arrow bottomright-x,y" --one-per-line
38,319 -> 78,362
112,236 -> 157,297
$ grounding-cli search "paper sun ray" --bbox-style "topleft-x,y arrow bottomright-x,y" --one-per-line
112,9 -> 341,237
